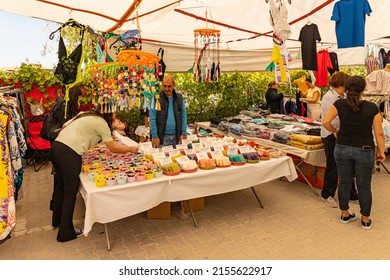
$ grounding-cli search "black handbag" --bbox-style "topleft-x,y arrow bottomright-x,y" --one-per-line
156,48 -> 166,81
39,112 -> 62,141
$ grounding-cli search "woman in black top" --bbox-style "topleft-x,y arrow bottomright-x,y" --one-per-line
322,76 -> 385,230
265,81 -> 283,114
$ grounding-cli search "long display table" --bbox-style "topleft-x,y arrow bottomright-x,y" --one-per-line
79,134 -> 297,249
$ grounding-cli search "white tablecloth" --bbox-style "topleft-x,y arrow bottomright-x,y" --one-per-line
198,122 -> 326,167
79,156 -> 297,236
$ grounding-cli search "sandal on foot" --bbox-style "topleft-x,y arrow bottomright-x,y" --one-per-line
340,213 -> 357,224
361,219 -> 372,230
75,228 -> 84,238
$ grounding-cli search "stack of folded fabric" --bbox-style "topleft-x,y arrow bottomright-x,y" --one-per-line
272,130 -> 292,144
239,110 -> 262,118
306,127 -> 321,136
241,123 -> 263,137
289,134 -> 324,150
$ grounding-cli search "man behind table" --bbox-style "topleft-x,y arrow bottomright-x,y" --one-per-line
149,75 -> 187,148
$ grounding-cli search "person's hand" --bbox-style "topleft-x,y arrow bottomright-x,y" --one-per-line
128,146 -> 139,154
299,97 -> 306,102
333,129 -> 339,138
152,138 -> 160,148
179,135 -> 186,144
376,151 -> 386,162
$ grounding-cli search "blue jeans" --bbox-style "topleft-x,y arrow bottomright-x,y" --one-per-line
334,144 -> 375,217
161,134 -> 177,148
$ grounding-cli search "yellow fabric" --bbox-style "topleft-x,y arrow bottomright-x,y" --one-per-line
290,139 -> 324,150
271,44 -> 288,82
290,134 -> 322,144
0,113 -> 14,238
294,76 -> 308,96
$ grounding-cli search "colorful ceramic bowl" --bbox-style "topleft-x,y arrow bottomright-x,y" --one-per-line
127,173 -> 136,183
145,170 -> 154,180
94,175 -> 106,187
135,172 -> 146,181
106,176 -> 117,186
154,170 -> 163,178
82,164 -> 92,173
88,171 -> 99,182
116,175 -> 127,185
100,167 -> 112,175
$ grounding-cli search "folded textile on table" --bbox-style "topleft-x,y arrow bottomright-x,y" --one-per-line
282,115 -> 298,122
241,123 -> 266,137
272,130 -> 291,144
306,127 -> 321,136
268,122 -> 285,130
242,123 -> 263,131
256,128 -> 275,140
210,117 -> 225,127
239,110 -> 262,118
217,121 -> 232,132
229,124 -> 243,136
252,118 -> 268,124
290,139 -> 324,150
226,114 -> 253,123
290,134 -> 322,144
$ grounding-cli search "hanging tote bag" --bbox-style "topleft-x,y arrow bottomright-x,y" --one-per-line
156,47 -> 166,81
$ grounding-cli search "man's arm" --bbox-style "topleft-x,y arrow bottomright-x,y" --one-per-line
149,108 -> 160,148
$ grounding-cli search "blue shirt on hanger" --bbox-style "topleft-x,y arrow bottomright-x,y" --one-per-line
331,0 -> 372,48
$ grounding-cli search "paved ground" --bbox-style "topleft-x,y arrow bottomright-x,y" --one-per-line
1,159 -> 390,260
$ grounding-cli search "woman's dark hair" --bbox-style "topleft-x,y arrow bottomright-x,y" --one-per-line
306,76 -> 312,83
67,85 -> 81,118
74,103 -> 114,136
345,76 -> 366,112
268,81 -> 276,87
94,103 -> 114,135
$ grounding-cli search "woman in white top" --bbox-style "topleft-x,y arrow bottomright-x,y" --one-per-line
299,76 -> 321,120
49,104 -> 138,242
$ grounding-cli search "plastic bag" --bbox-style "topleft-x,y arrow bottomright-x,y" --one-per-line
29,98 -> 44,116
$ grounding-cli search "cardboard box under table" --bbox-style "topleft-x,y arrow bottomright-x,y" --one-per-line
146,198 -> 205,220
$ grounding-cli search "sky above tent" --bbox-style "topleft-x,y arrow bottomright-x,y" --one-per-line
0,11 -> 58,68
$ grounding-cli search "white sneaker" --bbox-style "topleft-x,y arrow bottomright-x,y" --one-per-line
321,196 -> 338,208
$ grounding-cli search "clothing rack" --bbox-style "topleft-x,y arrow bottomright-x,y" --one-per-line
0,87 -> 26,121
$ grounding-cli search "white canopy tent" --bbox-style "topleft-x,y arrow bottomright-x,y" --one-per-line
1,0 -> 390,72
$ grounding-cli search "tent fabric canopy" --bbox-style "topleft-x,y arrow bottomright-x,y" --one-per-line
1,0 -> 390,72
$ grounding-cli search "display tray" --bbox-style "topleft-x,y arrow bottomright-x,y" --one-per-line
216,164 -> 231,168
198,165 -> 216,170
231,161 -> 246,166
163,170 -> 181,176
246,159 -> 260,164
182,168 -> 198,173
260,156 -> 271,160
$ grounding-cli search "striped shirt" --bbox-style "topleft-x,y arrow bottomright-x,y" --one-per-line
320,87 -> 342,138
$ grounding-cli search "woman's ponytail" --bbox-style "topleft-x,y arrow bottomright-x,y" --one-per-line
345,76 -> 366,112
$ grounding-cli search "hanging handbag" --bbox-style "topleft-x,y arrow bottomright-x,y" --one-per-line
156,47 -> 166,81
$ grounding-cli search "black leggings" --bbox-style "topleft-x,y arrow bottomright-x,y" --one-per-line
49,141 -> 82,242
